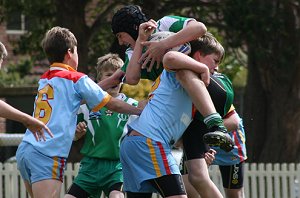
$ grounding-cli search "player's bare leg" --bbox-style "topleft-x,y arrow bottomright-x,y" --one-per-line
32,179 -> 62,198
186,159 -> 223,198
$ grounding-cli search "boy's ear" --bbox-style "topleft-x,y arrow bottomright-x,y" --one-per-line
64,49 -> 72,60
193,50 -> 202,61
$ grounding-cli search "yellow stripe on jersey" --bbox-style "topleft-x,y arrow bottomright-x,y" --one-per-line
229,105 -> 235,112
163,64 -> 176,72
147,138 -> 162,177
92,94 -> 112,112
52,156 -> 59,179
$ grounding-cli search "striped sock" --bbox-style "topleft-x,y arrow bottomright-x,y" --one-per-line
203,113 -> 226,131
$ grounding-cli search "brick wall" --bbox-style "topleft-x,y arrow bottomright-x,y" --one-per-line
0,23 -> 14,63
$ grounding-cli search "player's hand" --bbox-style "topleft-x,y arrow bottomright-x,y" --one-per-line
74,122 -> 87,141
200,68 -> 210,86
137,19 -> 157,42
24,117 -> 53,141
139,39 -> 167,71
204,149 -> 216,166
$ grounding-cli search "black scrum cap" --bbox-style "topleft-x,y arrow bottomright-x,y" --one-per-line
111,5 -> 148,40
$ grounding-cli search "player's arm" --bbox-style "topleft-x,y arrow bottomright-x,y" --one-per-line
105,97 -> 143,116
125,19 -> 157,85
0,100 -> 53,141
140,19 -> 207,69
223,110 -> 239,132
97,69 -> 125,90
162,51 -> 210,85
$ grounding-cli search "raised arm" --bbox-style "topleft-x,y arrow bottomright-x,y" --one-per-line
140,19 -> 207,69
125,19 -> 157,85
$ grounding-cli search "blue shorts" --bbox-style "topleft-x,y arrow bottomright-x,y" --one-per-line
16,142 -> 66,184
120,135 -> 180,193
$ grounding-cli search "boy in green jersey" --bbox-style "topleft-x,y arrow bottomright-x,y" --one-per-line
65,53 -> 138,198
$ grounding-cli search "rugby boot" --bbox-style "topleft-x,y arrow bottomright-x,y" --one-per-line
203,126 -> 234,152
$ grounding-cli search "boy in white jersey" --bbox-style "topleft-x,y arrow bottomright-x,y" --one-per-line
0,41 -> 52,141
99,5 -> 233,151
15,27 -> 142,198
65,53 -> 138,198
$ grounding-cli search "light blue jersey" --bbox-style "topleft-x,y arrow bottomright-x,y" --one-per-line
128,69 -> 193,146
21,63 -> 111,158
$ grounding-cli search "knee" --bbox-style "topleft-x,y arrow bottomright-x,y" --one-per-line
176,70 -> 190,83
188,172 -> 208,186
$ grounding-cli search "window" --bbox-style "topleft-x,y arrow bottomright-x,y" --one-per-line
6,10 -> 27,35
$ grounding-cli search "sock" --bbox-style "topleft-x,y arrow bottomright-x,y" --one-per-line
203,113 -> 226,131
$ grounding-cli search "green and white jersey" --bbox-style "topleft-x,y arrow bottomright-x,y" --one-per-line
194,73 -> 234,121
121,15 -> 195,81
77,93 -> 138,160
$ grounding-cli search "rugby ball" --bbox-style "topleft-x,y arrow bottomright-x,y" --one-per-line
148,31 -> 191,55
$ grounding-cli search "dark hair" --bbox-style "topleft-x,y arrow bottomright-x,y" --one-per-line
41,26 -> 77,64
111,5 -> 148,40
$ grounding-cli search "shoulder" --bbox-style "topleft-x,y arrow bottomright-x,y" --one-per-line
212,73 -> 232,85
157,15 -> 193,22
156,16 -> 195,32
41,70 -> 86,83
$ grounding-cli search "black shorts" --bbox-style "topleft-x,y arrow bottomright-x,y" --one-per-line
182,74 -> 232,160
219,161 -> 245,189
180,156 -> 244,190
66,182 -> 123,198
127,174 -> 186,198
182,119 -> 210,160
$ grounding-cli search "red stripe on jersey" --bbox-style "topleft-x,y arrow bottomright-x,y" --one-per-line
156,141 -> 171,175
59,157 -> 65,182
233,131 -> 244,161
192,104 -> 197,118
41,70 -> 85,83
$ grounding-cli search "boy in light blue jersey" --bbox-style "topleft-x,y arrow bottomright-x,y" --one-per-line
120,20 -> 212,198
15,27 -> 142,198
169,32 -> 247,198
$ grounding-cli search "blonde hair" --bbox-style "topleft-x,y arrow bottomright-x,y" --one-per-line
96,53 -> 123,81
0,42 -> 8,59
